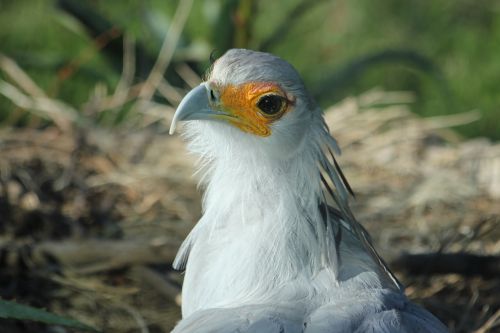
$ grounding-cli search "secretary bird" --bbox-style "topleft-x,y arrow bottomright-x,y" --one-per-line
169,49 -> 448,333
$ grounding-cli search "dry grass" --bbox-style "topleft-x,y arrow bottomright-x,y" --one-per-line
0,52 -> 498,332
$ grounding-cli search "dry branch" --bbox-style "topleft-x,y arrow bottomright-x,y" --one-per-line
0,53 -> 46,97
12,239 -> 181,274
138,0 -> 194,100
473,309 -> 500,333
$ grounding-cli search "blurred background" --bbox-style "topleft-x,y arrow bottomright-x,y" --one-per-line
0,0 -> 499,332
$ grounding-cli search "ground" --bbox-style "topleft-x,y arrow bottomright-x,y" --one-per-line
0,90 -> 498,332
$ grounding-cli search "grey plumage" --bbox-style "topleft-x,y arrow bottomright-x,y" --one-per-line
170,49 -> 448,332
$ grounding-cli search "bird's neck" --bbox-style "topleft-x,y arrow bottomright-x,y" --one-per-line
204,143 -> 323,241
182,142 -> 332,313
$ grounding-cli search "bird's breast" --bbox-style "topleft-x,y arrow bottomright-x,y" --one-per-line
180,207 -> 331,317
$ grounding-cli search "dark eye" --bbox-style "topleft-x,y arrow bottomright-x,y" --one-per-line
256,95 -> 285,115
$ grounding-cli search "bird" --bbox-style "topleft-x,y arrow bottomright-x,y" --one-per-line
169,49 -> 448,333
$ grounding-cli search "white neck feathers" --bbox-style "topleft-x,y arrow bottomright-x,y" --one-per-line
176,119 -> 339,315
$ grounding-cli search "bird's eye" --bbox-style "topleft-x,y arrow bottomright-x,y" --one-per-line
256,94 -> 285,116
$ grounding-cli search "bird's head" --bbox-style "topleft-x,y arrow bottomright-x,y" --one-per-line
170,49 -> 320,161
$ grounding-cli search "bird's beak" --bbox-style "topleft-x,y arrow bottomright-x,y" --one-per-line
169,83 -> 210,135
169,82 -> 232,135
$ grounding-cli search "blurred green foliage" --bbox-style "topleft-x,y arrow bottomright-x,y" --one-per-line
0,299 -> 99,332
1,0 -> 499,139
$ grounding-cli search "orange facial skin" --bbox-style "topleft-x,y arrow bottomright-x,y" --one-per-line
211,82 -> 295,137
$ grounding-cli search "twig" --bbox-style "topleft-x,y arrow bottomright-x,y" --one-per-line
23,238 -> 181,274
0,53 -> 46,97
158,79 -> 184,105
0,79 -> 78,131
138,0 -> 194,100
420,110 -> 481,130
175,63 -> 201,89
110,33 -> 137,109
474,309 -> 500,333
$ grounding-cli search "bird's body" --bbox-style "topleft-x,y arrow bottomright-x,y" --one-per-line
170,49 -> 447,332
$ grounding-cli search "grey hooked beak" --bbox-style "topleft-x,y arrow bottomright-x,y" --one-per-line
169,82 -> 235,134
169,83 -> 210,135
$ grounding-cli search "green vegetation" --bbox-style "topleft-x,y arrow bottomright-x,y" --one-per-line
0,299 -> 99,332
1,0 -> 499,138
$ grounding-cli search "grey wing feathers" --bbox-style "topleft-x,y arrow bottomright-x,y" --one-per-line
173,295 -> 448,333
355,303 -> 448,333
172,305 -> 305,333
172,236 -> 192,270
304,290 -> 448,333
319,124 -> 403,290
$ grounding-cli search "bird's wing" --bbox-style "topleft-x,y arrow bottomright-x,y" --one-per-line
172,288 -> 448,333
171,304 -> 305,333
304,289 -> 448,333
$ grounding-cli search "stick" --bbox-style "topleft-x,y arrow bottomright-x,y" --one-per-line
12,239 -> 181,274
